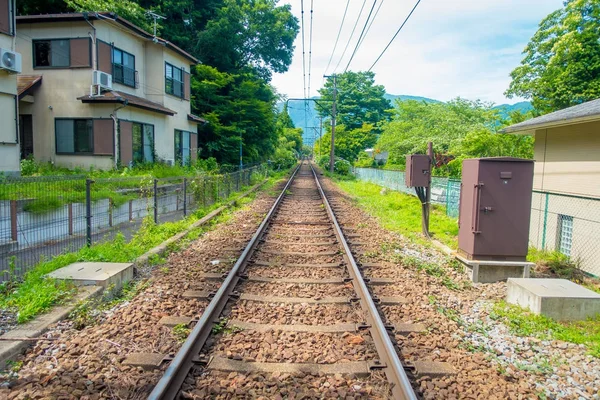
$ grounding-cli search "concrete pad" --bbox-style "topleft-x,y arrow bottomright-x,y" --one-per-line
507,278 -> 600,321
456,255 -> 533,283
47,262 -> 133,291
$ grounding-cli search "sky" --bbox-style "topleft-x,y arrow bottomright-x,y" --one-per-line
271,0 -> 564,105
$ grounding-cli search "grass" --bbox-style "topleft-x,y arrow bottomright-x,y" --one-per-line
527,248 -> 600,293
335,180 -> 458,248
491,300 -> 600,358
0,170 -> 288,324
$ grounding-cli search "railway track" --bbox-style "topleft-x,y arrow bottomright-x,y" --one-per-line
147,161 -> 418,399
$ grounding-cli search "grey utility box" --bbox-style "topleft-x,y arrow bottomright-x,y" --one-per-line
405,154 -> 431,187
458,157 -> 534,261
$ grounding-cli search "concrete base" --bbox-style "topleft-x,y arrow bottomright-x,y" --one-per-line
47,262 -> 133,292
456,255 -> 533,283
507,278 -> 600,321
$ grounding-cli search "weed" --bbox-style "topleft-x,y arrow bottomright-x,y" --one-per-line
172,323 -> 191,343
159,267 -> 170,274
212,318 -> 243,335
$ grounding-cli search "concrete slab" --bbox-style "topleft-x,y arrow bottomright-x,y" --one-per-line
47,262 -> 133,291
507,278 -> 600,321
456,255 -> 533,283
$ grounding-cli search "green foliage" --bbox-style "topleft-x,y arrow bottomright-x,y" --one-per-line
335,180 -> 458,248
193,65 -> 279,165
316,156 -> 352,176
377,98 -> 533,177
491,301 -> 600,357
65,0 -> 153,31
173,323 -> 191,343
318,71 -> 391,131
505,0 -> 600,113
314,124 -> 377,162
196,0 -> 299,80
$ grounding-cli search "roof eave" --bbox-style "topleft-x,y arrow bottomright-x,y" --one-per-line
502,113 -> 600,135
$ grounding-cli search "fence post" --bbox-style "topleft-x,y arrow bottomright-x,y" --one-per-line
10,200 -> 17,242
541,192 -> 549,249
129,200 -> 133,221
153,179 -> 158,224
202,178 -> 207,208
108,198 -> 113,227
68,203 -> 73,236
183,178 -> 187,217
85,179 -> 92,247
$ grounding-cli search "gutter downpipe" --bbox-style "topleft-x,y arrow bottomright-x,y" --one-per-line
110,100 -> 128,168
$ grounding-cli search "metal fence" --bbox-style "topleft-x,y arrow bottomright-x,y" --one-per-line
0,166 -> 265,281
353,167 -> 600,276
353,167 -> 461,217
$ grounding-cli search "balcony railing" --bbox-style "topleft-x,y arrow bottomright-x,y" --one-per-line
112,63 -> 139,88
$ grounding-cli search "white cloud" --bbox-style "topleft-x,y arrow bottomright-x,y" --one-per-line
272,0 -> 563,104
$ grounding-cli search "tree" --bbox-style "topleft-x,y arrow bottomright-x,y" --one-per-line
318,71 -> 391,131
193,65 -> 278,165
505,0 -> 600,113
196,0 -> 299,80
65,0 -> 153,31
314,124 -> 377,162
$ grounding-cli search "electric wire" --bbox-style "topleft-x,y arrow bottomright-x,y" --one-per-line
307,0 -> 314,98
324,0 -> 351,76
368,0 -> 422,71
357,0 -> 385,50
300,0 -> 307,99
344,0 -> 378,72
333,0 -> 367,73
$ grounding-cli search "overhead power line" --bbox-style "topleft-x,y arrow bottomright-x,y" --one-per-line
344,0 -> 378,72
333,0 -> 367,73
307,0 -> 314,98
357,0 -> 385,49
324,0 -> 351,75
368,0 -> 422,72
301,0 -> 307,99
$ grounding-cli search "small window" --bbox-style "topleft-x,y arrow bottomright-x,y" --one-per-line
165,62 -> 184,98
132,122 -> 154,163
557,214 -> 573,257
55,119 -> 93,154
175,130 -> 191,165
112,47 -> 136,87
34,39 -> 70,67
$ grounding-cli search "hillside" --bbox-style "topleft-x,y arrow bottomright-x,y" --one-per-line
280,96 -> 532,145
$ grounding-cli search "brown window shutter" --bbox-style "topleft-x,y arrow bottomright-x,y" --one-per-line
93,119 -> 114,155
0,0 -> 10,35
70,38 -> 91,67
183,71 -> 191,101
120,121 -> 133,166
97,41 -> 112,74
190,133 -> 198,161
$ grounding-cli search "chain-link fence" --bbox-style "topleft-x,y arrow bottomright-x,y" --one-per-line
353,167 -> 600,276
0,165 -> 265,282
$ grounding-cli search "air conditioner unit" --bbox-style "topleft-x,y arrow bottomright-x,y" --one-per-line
0,49 -> 22,74
92,70 -> 113,90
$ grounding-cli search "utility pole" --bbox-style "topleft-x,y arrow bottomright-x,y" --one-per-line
239,129 -> 244,170
323,74 -> 337,173
319,115 -> 323,159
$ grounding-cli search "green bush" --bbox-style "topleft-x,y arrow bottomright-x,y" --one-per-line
317,156 -> 352,176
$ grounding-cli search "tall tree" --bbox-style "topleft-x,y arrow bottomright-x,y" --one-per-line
505,0 -> 600,113
318,71 -> 391,131
196,0 -> 299,80
315,124 -> 377,162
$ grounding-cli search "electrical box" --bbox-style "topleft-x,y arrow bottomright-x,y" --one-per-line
405,154 -> 431,187
458,157 -> 534,261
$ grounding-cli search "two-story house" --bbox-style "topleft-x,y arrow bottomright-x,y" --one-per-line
15,12 -> 204,170
0,0 -> 20,175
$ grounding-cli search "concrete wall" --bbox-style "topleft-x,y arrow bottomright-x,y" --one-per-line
0,22 -> 20,175
15,18 -> 198,170
533,122 -> 600,198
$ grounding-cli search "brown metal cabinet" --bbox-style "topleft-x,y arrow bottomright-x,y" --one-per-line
405,154 -> 431,187
458,157 -> 534,261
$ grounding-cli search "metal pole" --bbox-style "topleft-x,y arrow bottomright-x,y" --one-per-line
85,179 -> 92,247
239,130 -> 243,171
541,192 -> 549,249
183,178 -> 187,217
10,200 -> 17,242
425,142 -> 433,235
319,115 -> 323,160
329,74 -> 337,173
153,179 -> 158,224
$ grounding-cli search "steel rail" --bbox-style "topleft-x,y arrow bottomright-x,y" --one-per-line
147,164 -> 301,400
309,162 -> 417,400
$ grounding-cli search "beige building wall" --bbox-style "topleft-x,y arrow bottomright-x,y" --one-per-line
0,29 -> 20,174
533,122 -> 600,198
529,121 -> 600,276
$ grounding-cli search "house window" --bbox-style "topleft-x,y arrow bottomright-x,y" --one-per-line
557,214 -> 573,257
33,39 -> 70,67
165,62 -> 184,98
112,47 -> 136,87
0,0 -> 15,36
175,130 -> 192,165
55,119 -> 93,154
132,122 -> 154,163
